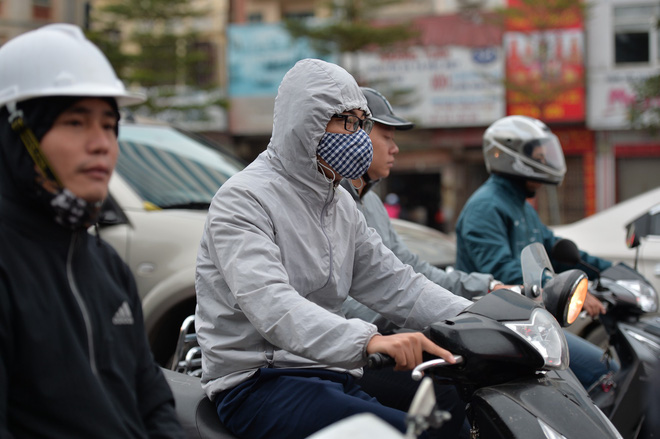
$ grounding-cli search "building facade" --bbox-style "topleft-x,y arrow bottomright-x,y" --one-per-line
1,0 -> 657,231
0,0 -> 89,43
585,0 -> 660,211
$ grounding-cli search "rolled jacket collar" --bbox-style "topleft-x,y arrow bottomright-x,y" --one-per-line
490,174 -> 528,204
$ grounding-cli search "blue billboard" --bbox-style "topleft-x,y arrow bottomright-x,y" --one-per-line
228,22 -> 337,98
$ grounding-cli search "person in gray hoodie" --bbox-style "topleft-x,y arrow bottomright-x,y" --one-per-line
195,59 -> 472,439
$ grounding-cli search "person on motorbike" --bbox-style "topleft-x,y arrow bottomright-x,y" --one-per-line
195,59 -> 472,439
339,87 -> 520,439
342,87 -> 514,307
455,115 -> 618,389
0,24 -> 183,438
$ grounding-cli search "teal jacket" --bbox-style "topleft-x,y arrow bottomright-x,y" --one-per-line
455,175 -> 611,285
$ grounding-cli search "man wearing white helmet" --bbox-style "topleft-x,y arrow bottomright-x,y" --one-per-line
0,24 -> 183,438
455,115 -> 617,389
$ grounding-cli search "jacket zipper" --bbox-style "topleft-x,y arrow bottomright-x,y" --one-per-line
320,183 -> 335,286
66,233 -> 98,377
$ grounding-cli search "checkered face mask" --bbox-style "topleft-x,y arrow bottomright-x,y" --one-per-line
317,129 -> 373,180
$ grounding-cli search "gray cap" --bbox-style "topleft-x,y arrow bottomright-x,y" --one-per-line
361,87 -> 414,130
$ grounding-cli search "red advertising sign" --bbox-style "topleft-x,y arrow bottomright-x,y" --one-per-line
504,0 -> 585,122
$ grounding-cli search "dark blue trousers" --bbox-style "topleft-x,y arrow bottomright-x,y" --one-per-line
564,331 -> 619,389
358,367 -> 469,439
216,368 -> 449,439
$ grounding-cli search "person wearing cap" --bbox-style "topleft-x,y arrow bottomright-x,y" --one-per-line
195,59 -> 472,439
342,87 -> 511,308
0,24 -> 183,438
341,88 -> 515,333
339,88 -> 517,438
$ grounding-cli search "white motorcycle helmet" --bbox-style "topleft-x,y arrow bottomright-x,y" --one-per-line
483,115 -> 566,185
0,23 -> 143,114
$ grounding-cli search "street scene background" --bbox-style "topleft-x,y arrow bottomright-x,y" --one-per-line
1,0 -> 659,233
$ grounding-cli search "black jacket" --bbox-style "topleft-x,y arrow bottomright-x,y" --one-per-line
0,197 -> 183,438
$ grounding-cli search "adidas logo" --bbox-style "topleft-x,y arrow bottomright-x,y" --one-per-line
112,301 -> 134,325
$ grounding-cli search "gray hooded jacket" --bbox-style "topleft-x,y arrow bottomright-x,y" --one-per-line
339,181 -> 493,332
195,59 -> 471,400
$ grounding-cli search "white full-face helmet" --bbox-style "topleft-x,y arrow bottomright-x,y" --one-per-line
483,115 -> 566,185
0,23 -> 144,115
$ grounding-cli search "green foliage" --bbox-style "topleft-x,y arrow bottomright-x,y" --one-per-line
628,12 -> 660,132
284,0 -> 418,57
492,0 -> 586,30
629,75 -> 660,132
99,0 -> 201,21
87,0 -> 224,128
87,0 -> 209,88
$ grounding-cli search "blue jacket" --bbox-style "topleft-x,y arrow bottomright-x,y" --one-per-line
455,175 -> 611,285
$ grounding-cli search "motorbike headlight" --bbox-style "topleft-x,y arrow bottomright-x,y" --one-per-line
505,308 -> 569,370
616,280 -> 659,313
542,269 -> 588,327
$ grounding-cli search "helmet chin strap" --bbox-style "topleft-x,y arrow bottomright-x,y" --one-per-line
8,102 -> 63,187
6,101 -> 22,123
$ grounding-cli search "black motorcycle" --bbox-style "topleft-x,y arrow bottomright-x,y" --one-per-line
163,243 -> 623,438
552,231 -> 659,438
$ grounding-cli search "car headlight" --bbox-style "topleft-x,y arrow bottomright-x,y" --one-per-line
616,280 -> 659,313
505,308 -> 569,370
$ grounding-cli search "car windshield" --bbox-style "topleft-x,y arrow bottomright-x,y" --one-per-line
116,124 -> 245,209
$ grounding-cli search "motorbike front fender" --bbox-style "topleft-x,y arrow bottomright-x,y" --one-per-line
469,373 -> 621,439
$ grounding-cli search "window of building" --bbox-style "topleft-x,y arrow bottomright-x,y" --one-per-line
247,12 -> 263,23
613,4 -> 659,66
32,0 -> 52,20
283,11 -> 314,21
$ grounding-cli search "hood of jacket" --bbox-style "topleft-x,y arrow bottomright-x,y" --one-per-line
266,59 -> 370,191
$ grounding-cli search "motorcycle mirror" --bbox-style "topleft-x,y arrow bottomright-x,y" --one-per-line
625,205 -> 660,249
551,239 -> 580,265
542,269 -> 588,327
552,239 -> 602,280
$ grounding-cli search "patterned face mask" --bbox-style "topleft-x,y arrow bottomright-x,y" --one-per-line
317,129 -> 373,180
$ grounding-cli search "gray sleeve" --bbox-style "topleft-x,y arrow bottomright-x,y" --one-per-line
361,192 -> 493,299
349,212 -> 471,331
341,296 -> 400,334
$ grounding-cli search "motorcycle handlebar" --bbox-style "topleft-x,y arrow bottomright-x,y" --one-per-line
367,353 -> 395,369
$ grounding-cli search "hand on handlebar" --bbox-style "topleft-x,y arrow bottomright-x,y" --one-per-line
583,291 -> 606,317
366,332 -> 456,372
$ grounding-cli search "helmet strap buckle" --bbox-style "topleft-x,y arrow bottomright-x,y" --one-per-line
6,101 -> 24,125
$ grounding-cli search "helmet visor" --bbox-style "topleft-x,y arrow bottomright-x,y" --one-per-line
520,134 -> 566,177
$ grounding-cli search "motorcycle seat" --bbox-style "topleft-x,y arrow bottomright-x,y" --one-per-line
162,368 -> 237,439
